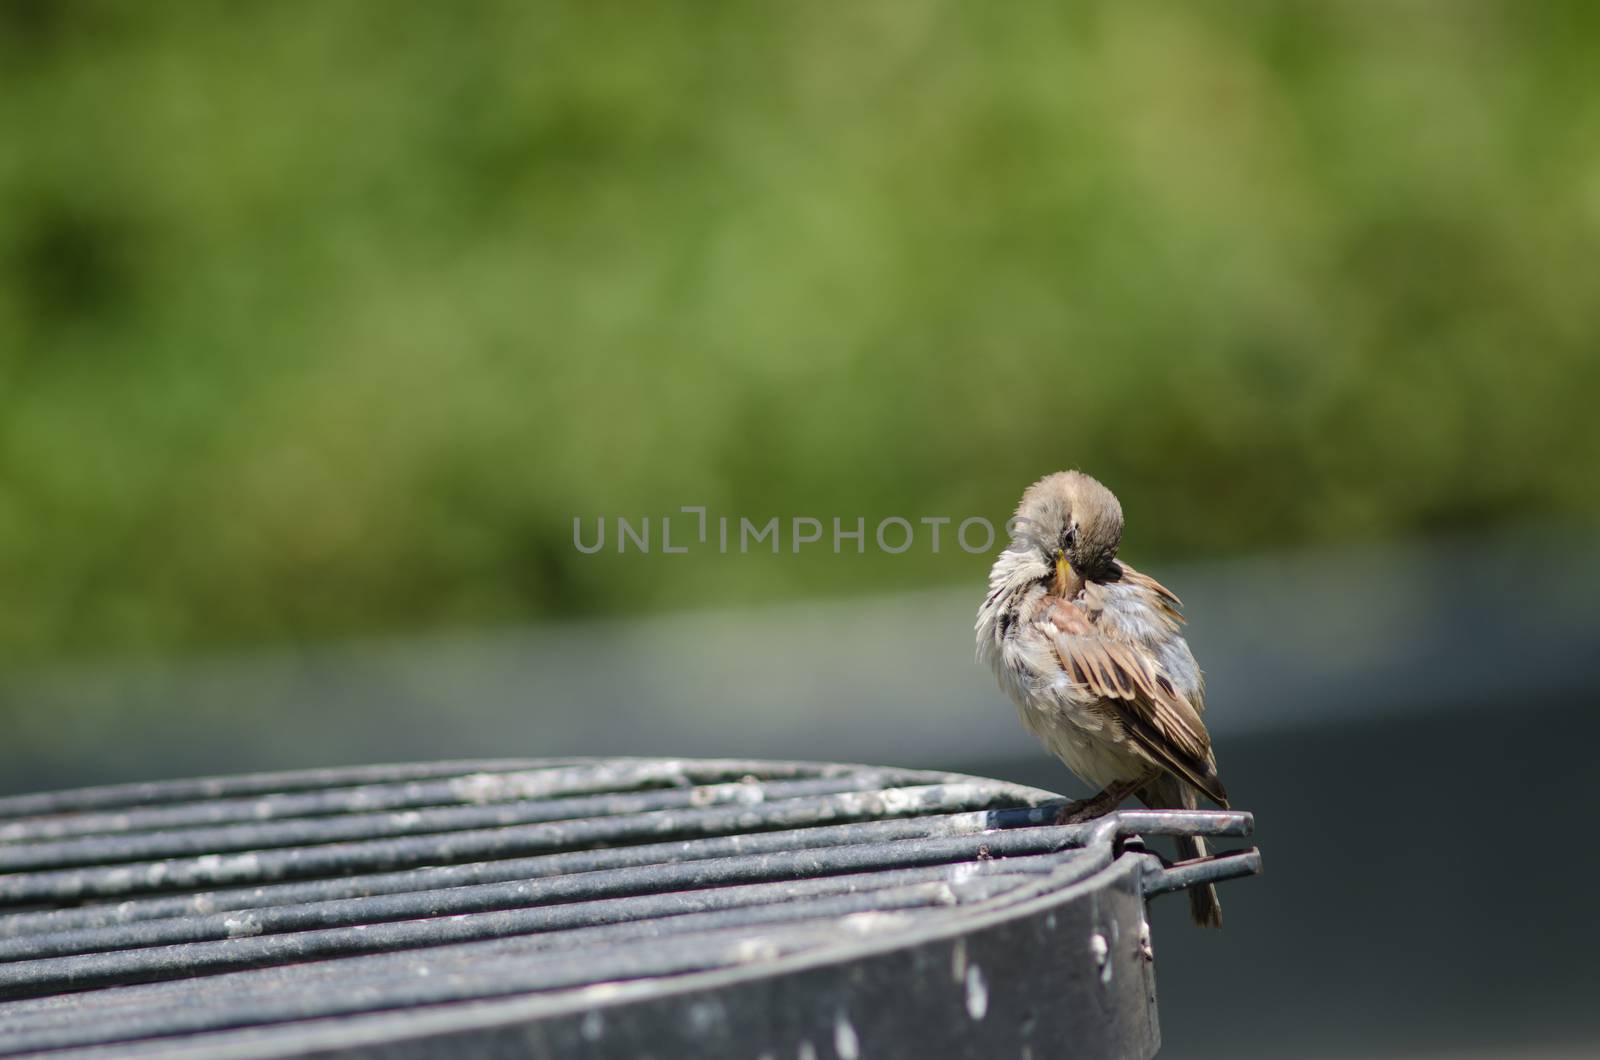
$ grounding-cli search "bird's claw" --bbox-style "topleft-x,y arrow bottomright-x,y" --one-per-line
1052,798 -> 1115,826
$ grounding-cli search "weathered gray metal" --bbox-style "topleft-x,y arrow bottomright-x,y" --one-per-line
0,758 -> 1258,1058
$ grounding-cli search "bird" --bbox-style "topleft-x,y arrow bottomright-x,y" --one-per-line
975,470 -> 1230,927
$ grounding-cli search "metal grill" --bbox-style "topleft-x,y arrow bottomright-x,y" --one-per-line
0,758 -> 1259,1059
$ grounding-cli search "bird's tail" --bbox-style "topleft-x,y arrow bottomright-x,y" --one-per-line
1139,774 -> 1223,929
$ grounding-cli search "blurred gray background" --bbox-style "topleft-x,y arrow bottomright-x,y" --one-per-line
4,3 -> 1600,1057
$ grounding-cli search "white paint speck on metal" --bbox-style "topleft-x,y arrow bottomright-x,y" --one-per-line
838,911 -> 914,936
965,963 -> 989,1020
222,914 -> 262,938
734,937 -> 782,963
876,787 -> 919,814
1090,932 -> 1111,985
945,811 -> 989,834
576,983 -> 624,1003
687,999 -> 723,1035
834,1011 -> 861,1060
948,862 -> 981,885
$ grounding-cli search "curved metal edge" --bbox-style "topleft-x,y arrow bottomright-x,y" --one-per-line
0,772 -> 1261,1059
48,847 -> 1164,1060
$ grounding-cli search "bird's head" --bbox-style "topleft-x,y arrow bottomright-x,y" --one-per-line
1010,470 -> 1124,592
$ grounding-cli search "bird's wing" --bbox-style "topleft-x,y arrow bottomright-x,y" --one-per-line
1113,561 -> 1185,624
1040,596 -> 1228,808
1109,560 -> 1205,711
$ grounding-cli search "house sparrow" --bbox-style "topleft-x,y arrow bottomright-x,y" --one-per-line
975,470 -> 1230,927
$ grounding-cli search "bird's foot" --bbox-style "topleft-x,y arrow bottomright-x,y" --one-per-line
1050,777 -> 1145,826
1052,798 -> 1113,826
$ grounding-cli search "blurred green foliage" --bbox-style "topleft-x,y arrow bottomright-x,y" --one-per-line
2,1 -> 1598,663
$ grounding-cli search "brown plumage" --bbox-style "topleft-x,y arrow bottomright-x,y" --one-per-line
976,470 -> 1231,927
1042,592 -> 1228,809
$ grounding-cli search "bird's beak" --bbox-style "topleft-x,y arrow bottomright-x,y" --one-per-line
1053,549 -> 1075,595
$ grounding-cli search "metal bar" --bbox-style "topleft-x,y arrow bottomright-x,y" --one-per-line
0,825 -> 1111,962
0,758 -> 965,823
0,876 -> 1045,1033
0,761 -> 857,844
0,906 -> 989,1057
0,809 -> 1002,938
986,804 -> 1256,837
0,761 -> 558,820
0,781 -> 1037,904
9,855 -> 1168,1060
0,852 -> 1086,1000
0,808 -> 1247,933
1141,847 -> 1264,896
0,773 -> 929,872
0,854 -> 1092,1052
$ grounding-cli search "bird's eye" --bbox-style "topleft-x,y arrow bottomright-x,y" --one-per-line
1061,526 -> 1077,551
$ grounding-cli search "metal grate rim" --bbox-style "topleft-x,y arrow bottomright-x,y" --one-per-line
0,757 -> 1259,1059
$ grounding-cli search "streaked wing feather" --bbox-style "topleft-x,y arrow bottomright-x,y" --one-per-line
1042,597 -> 1228,807
1114,560 -> 1185,624
1110,562 -> 1207,712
